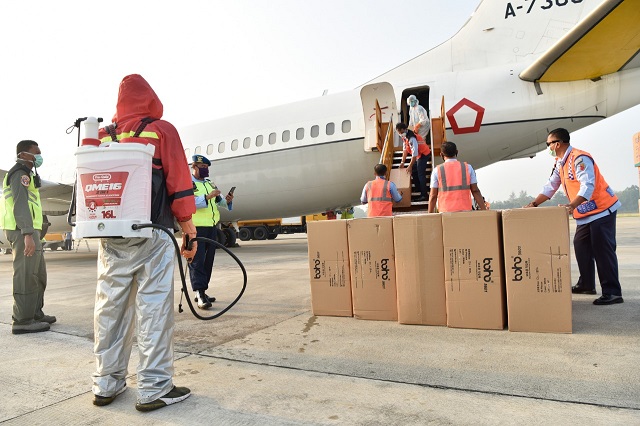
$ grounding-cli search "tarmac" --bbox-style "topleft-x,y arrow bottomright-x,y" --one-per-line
1,216 -> 639,425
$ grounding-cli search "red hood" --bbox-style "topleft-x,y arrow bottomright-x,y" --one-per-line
112,74 -> 163,123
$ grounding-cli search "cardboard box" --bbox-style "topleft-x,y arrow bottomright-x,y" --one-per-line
441,210 -> 506,330
389,168 -> 411,208
307,220 -> 353,317
502,207 -> 572,333
393,214 -> 446,325
348,217 -> 397,321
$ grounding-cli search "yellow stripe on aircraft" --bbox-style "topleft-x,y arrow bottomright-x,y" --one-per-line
520,0 -> 640,82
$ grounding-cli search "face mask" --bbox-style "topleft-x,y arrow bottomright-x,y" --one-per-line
19,152 -> 43,168
548,148 -> 556,157
409,101 -> 417,107
198,167 -> 209,178
33,154 -> 44,168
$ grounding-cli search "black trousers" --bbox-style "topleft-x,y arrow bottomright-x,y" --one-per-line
411,155 -> 430,199
188,226 -> 218,292
574,211 -> 622,296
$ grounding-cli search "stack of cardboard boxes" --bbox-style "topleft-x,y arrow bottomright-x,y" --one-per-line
442,210 -> 506,330
347,218 -> 397,321
393,214 -> 446,326
307,207 -> 572,333
502,207 -> 572,333
307,220 -> 352,317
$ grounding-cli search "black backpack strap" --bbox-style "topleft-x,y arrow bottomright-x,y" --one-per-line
105,123 -> 118,142
134,117 -> 158,137
132,117 -> 162,166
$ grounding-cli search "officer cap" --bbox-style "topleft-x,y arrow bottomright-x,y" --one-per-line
191,155 -> 211,166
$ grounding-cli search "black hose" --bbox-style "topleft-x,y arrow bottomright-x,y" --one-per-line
132,223 -> 247,320
66,119 -> 83,227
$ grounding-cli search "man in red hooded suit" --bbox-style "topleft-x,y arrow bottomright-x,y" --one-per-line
92,75 -> 197,412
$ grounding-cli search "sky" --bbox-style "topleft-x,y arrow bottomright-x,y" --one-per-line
1,0 -> 638,203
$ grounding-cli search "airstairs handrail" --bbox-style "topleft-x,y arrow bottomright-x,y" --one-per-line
379,115 -> 395,180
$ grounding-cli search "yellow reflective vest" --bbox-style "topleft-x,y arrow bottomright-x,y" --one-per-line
1,168 -> 43,231
192,179 -> 220,227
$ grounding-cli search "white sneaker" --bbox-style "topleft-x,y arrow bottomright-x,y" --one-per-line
135,386 -> 191,412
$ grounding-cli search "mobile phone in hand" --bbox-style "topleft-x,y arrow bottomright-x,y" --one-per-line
228,186 -> 236,196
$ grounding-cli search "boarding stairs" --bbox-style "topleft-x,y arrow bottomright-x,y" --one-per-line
375,98 -> 446,214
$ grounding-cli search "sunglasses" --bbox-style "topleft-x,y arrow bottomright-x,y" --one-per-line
546,140 -> 561,147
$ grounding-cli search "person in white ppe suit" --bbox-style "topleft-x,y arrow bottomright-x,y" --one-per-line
91,74 -> 198,412
407,94 -> 431,142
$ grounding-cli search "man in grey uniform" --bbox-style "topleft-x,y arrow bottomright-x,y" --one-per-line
0,140 -> 56,334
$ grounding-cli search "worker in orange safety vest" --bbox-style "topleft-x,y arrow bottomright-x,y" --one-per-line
428,141 -> 486,213
361,164 -> 403,217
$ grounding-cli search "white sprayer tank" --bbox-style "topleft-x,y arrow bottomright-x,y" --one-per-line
75,142 -> 155,238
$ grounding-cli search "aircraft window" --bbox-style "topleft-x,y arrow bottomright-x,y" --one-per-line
326,122 -> 335,135
206,144 -> 214,155
243,137 -> 251,149
184,148 -> 191,157
256,135 -> 264,147
194,146 -> 202,154
269,132 -> 276,145
218,142 -> 225,153
342,120 -> 351,133
296,128 -> 304,140
231,139 -> 239,151
282,130 -> 290,142
311,125 -> 319,138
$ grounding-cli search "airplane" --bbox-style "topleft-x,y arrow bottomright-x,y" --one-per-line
1,0 -> 639,245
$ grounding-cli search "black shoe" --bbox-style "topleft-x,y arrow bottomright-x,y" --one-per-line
35,314 -> 57,324
11,321 -> 50,334
571,285 -> 596,295
93,385 -> 127,406
135,386 -> 191,412
194,290 -> 215,309
593,295 -> 624,305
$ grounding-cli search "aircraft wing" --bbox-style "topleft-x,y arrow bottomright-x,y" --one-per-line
0,169 -> 73,216
520,0 -> 640,82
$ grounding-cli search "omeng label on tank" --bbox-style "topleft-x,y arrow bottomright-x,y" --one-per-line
80,172 -> 129,220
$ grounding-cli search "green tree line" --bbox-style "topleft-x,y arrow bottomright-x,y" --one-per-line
489,186 -> 639,213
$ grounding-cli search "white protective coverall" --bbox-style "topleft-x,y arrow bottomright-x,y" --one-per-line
92,74 -> 197,404
408,98 -> 431,142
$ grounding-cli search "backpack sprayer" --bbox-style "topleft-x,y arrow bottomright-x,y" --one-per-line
66,117 -> 246,320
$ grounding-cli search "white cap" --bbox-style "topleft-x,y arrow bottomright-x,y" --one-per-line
407,95 -> 418,105
83,117 -> 100,140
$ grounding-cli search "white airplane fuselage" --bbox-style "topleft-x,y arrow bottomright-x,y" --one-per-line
180,62 -> 640,221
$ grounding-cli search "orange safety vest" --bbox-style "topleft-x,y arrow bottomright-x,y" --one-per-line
437,160 -> 473,212
403,134 -> 431,159
365,178 -> 394,217
559,148 -> 618,219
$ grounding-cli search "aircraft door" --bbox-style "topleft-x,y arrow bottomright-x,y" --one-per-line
360,82 -> 397,152
401,86 -> 430,126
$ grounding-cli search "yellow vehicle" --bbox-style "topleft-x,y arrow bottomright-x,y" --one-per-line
237,215 -> 325,241
43,233 -> 65,251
